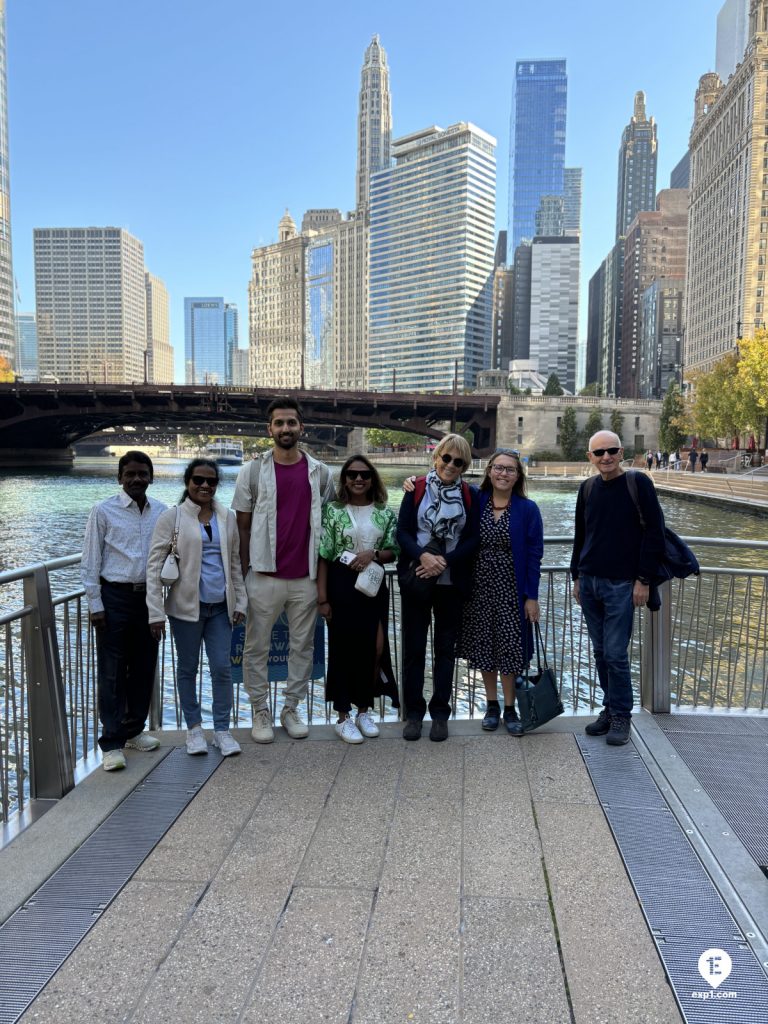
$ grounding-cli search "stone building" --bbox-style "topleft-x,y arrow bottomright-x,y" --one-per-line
145,272 -> 173,383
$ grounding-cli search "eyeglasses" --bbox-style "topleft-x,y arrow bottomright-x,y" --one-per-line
589,447 -> 621,457
439,453 -> 466,469
190,475 -> 218,486
491,464 -> 518,476
345,470 -> 372,481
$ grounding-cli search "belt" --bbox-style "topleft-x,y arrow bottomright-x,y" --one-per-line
100,578 -> 146,593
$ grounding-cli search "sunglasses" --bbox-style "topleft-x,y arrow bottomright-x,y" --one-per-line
439,453 -> 466,469
590,447 -> 621,457
345,470 -> 372,481
191,475 -> 218,486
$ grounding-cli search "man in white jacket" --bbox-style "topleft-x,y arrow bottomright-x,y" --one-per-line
232,397 -> 335,742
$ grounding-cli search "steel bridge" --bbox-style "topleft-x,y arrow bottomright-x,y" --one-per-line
0,383 -> 500,465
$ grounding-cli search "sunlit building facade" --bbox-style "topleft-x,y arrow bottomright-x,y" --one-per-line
34,227 -> 147,383
145,272 -> 173,383
529,236 -> 580,393
15,312 -> 37,380
184,297 -> 237,385
305,235 -> 335,389
0,2 -> 14,370
368,122 -> 496,392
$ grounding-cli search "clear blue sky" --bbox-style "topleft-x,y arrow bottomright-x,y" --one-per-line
8,1 -> 722,382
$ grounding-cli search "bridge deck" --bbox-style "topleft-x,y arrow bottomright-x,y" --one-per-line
3,714 -> 768,1024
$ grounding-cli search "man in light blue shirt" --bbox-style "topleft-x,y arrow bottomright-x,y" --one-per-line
81,451 -> 167,770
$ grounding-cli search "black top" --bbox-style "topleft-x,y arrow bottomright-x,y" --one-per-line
570,471 -> 665,583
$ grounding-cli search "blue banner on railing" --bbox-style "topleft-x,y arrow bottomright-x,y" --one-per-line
230,614 -> 325,686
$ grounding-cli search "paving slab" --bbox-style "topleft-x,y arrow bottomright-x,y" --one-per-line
354,888 -> 461,1024
535,803 -> 682,1024
242,887 -> 372,1024
462,897 -> 571,1024
522,732 -> 601,805
18,879 -> 202,1023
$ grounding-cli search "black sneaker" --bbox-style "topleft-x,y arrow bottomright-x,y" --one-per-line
402,719 -> 422,741
429,719 -> 449,742
503,707 -> 523,736
585,708 -> 611,736
606,714 -> 631,746
482,706 -> 500,731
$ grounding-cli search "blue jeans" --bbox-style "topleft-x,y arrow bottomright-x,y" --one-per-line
578,575 -> 635,717
169,601 -> 233,731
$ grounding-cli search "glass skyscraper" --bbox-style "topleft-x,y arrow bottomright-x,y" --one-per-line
368,123 -> 496,392
509,60 -> 567,251
184,297 -> 238,385
15,312 -> 37,380
615,91 -> 657,240
305,236 -> 334,389
0,2 -> 14,370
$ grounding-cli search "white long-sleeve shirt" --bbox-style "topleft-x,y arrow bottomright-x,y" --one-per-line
81,491 -> 167,613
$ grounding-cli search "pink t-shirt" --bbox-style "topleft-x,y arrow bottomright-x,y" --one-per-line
274,459 -> 311,578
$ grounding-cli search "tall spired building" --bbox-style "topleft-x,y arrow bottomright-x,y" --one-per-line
356,35 -> 392,211
0,1 -> 15,369
616,91 -> 658,240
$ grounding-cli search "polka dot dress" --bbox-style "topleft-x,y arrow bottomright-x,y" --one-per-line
458,502 -> 524,675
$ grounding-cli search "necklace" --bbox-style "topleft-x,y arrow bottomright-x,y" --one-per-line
490,498 -> 510,511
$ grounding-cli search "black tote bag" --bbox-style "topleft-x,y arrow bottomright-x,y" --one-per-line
515,623 -> 564,733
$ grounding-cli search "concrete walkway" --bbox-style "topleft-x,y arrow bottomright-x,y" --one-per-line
8,719 -> 681,1024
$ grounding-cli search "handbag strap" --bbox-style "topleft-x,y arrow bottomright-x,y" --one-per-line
534,621 -> 549,670
170,505 -> 181,555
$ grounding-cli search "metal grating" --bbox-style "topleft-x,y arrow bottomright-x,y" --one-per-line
657,717 -> 768,868
577,736 -> 768,1023
0,747 -> 222,1024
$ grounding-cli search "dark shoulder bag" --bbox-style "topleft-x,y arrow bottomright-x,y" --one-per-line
515,623 -> 565,733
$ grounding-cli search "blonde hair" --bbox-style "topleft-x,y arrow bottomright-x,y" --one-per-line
433,433 -> 472,469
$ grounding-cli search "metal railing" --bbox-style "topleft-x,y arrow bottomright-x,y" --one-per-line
2,539 -> 768,825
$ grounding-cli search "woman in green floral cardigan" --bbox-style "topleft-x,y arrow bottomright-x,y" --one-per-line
317,454 -> 400,744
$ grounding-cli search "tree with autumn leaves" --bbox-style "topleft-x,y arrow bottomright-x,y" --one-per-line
0,355 -> 13,382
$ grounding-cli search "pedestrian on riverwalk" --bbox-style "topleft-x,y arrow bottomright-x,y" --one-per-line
688,447 -> 698,472
316,454 -> 400,744
81,451 -> 166,771
396,433 -> 480,742
570,431 -> 665,746
700,448 -> 709,472
231,397 -> 336,743
456,448 -> 543,736
645,449 -> 653,471
146,459 -> 246,757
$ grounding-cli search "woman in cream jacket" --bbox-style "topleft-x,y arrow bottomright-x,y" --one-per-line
146,459 -> 247,756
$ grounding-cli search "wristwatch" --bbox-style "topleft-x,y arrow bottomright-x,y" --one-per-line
373,550 -> 381,565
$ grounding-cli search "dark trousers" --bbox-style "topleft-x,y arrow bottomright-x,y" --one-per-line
96,583 -> 158,751
401,584 -> 461,721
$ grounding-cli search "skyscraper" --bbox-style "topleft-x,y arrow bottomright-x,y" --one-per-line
368,123 -> 496,392
716,0 -> 750,82
0,2 -> 14,370
15,312 -> 37,380
184,297 -> 238,385
34,227 -> 146,383
509,60 -> 567,251
563,167 -> 583,235
529,236 -> 580,393
615,92 -> 658,240
145,272 -> 173,383
356,35 -> 392,212
305,234 -> 335,388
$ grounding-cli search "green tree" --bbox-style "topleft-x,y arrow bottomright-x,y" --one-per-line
582,409 -> 604,445
689,356 -> 758,445
508,380 -> 522,395
610,408 -> 624,440
579,381 -> 602,396
736,330 -> 768,444
659,382 -> 689,452
543,373 -> 564,396
366,428 -> 424,448
559,406 -> 581,460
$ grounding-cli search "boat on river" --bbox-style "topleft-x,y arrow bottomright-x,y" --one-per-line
204,437 -> 244,466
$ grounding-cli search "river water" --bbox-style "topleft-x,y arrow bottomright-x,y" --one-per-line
2,458 -> 768,580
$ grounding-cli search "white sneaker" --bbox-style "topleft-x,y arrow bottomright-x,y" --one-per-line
212,730 -> 241,757
102,749 -> 126,771
124,732 -> 160,752
251,708 -> 275,744
356,711 -> 380,737
186,726 -> 208,755
280,705 -> 309,739
335,716 -> 364,744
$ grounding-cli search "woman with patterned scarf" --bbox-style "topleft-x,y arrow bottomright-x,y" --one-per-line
396,434 -> 480,741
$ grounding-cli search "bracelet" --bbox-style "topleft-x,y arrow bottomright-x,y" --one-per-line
636,577 -> 650,586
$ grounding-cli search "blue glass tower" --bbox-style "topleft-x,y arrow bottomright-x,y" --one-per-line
184,297 -> 238,384
509,60 -> 567,251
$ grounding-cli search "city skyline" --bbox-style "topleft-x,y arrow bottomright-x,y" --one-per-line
8,2 -> 722,383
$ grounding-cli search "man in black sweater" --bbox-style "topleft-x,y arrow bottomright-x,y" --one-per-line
570,431 -> 665,745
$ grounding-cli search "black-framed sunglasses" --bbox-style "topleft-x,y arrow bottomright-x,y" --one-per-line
345,469 -> 372,481
191,475 -> 219,486
590,447 -> 621,457
440,453 -> 466,469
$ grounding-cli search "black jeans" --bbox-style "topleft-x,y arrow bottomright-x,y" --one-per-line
96,582 -> 158,751
401,584 -> 461,721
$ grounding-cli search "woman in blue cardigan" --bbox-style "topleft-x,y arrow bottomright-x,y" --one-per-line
457,448 -> 543,735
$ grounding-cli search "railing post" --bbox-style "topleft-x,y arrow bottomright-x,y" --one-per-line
22,565 -> 75,799
641,582 -> 672,713
149,657 -> 162,730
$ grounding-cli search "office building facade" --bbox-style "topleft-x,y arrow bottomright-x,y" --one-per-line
639,279 -> 684,399
368,123 -> 496,392
305,234 -> 335,388
616,92 -> 658,240
563,167 -> 583,235
356,35 -> 392,212
509,60 -> 567,251
686,4 -> 768,376
670,151 -> 691,189
0,2 -> 14,370
15,312 -> 37,380
184,297 -> 238,385
34,227 -> 146,383
529,236 -> 580,393
145,272 -> 173,383
716,0 -> 750,82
